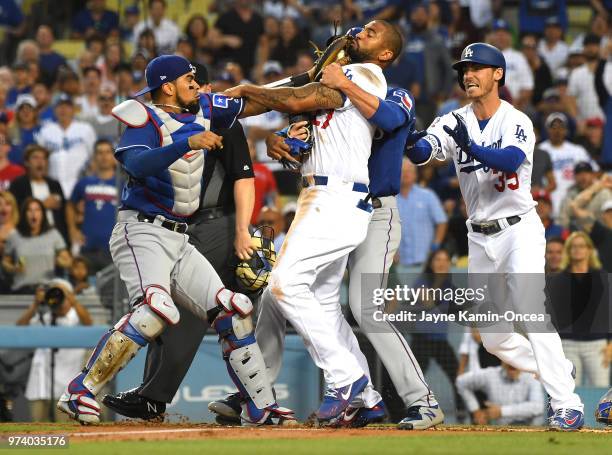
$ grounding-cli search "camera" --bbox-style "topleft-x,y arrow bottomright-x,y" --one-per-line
41,286 -> 65,311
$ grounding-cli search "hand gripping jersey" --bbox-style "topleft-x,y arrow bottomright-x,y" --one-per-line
426,100 -> 536,222
302,63 -> 387,185
112,94 -> 243,221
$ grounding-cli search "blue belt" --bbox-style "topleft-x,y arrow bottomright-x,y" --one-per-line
302,175 -> 369,193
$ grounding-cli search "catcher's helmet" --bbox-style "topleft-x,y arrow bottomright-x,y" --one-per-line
596,388 -> 612,425
235,226 -> 276,293
452,43 -> 506,90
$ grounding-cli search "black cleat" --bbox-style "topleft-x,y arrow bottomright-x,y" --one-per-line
102,387 -> 166,420
207,392 -> 242,424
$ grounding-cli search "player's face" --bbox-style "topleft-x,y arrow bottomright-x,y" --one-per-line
174,72 -> 201,114
349,21 -> 391,64
461,63 -> 502,99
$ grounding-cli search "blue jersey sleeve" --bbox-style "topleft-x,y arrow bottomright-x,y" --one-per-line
202,93 -> 244,130
70,178 -> 86,202
368,88 -> 414,132
115,121 -> 191,178
468,144 -> 526,173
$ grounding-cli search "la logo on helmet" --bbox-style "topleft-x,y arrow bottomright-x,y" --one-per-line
464,47 -> 473,58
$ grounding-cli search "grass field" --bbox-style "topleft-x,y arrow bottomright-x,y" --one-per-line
0,423 -> 610,455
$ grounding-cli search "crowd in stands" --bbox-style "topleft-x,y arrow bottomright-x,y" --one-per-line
0,0 -> 610,422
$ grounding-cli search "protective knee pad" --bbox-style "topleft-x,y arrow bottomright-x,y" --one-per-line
212,288 -> 275,409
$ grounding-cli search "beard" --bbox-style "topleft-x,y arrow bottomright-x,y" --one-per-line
177,93 -> 201,114
347,44 -> 369,63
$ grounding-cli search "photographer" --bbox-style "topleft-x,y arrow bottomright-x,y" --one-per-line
16,279 -> 91,421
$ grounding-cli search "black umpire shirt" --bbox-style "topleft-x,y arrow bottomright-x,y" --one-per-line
200,121 -> 254,211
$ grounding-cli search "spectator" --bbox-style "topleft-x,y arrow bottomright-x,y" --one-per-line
71,0 -> 119,40
213,0 -> 265,77
568,34 -> 606,127
6,62 -> 33,108
257,206 -> 285,253
535,70 -> 578,125
270,17 -> 309,69
8,94 -> 41,165
30,82 -> 55,124
9,145 -> 67,241
184,14 -> 215,65
0,130 -> 24,189
36,94 -> 96,197
444,198 -> 468,263
0,189 -> 17,245
531,147 -> 556,194
457,329 -> 502,376
411,248 -> 464,415
132,0 -> 180,55
80,88 -> 120,144
559,165 -> 612,231
570,13 -> 610,60
113,63 -> 135,101
2,198 -> 70,293
135,29 -> 158,60
67,139 -> 118,273
69,256 -> 95,296
344,0 -> 400,22
35,25 -> 67,86
537,112 -> 594,217
75,66 -> 102,118
489,19 -> 534,111
576,117 -> 605,162
15,39 -> 39,66
518,0 -> 568,36
175,36 -> 195,62
533,190 -> 567,240
446,1 -> 483,60
17,279 -> 91,422
56,69 -> 81,99
120,5 -> 141,41
456,362 -> 545,425
594,54 -> 612,169
263,0 -> 309,20
397,159 -> 448,268
579,199 -> 612,272
537,17 -> 569,75
385,3 -> 454,125
521,33 -> 553,107
545,236 -> 564,273
549,231 -> 611,387
99,42 -> 123,88
248,139 -> 279,224
257,15 -> 281,65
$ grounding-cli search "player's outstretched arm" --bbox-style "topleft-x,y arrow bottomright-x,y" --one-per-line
226,83 -> 344,117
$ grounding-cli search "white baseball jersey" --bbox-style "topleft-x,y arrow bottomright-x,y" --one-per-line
537,139 -> 594,217
301,63 -> 387,185
501,49 -> 534,100
427,100 -> 536,222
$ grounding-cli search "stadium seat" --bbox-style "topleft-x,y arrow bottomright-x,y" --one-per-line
52,40 -> 85,60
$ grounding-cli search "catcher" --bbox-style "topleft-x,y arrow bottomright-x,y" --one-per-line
102,31 -> 356,422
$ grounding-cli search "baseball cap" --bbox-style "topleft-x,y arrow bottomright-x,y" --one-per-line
15,94 -> 37,110
132,54 -> 196,97
532,190 -> 551,203
125,5 -> 139,15
602,200 -> 612,212
583,33 -> 601,46
263,61 -> 283,77
544,17 -> 562,28
573,161 -> 593,174
545,112 -> 568,128
55,93 -> 74,106
586,117 -> 604,128
492,19 -> 511,32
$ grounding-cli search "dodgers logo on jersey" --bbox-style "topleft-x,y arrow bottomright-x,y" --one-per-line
458,137 -> 502,174
514,124 -> 527,143
212,94 -> 228,109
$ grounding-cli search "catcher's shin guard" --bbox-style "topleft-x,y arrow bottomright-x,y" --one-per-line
211,288 -> 294,424
58,286 -> 178,423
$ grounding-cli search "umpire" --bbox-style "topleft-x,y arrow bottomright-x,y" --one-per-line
102,64 -> 256,419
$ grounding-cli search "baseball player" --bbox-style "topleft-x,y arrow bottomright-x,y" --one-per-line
210,67 -> 446,429
223,20 -> 403,423
101,66 -> 259,420
405,43 -> 584,430
56,55 -> 294,426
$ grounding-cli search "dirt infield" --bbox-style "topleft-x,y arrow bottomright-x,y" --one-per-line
5,422 -> 609,442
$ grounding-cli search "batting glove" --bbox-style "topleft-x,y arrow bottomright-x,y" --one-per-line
405,129 -> 427,149
443,112 -> 472,153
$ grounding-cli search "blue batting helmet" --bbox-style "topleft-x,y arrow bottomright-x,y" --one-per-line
452,43 -> 506,90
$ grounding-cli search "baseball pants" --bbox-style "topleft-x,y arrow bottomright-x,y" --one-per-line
257,196 -> 436,407
467,209 -> 583,411
268,183 -> 372,388
137,214 -> 238,403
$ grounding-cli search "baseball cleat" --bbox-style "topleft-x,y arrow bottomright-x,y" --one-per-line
397,404 -> 444,430
240,403 -> 298,426
207,392 -> 242,424
102,387 -> 166,420
549,408 -> 584,431
333,400 -> 387,428
316,375 -> 369,423
546,362 -> 577,424
595,388 -> 612,425
56,374 -> 101,425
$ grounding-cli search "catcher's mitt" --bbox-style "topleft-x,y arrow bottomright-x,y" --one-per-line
235,226 -> 276,293
310,34 -> 354,82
